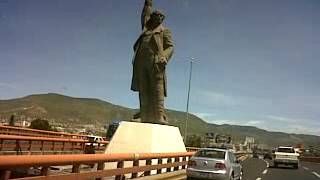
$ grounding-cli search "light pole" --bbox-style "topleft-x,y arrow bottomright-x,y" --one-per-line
184,58 -> 196,143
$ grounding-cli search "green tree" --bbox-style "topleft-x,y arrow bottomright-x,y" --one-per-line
30,118 -> 51,131
9,114 -> 15,126
186,134 -> 203,147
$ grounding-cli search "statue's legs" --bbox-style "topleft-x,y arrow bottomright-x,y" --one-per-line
152,73 -> 167,125
139,69 -> 154,123
137,58 -> 168,124
139,94 -> 153,123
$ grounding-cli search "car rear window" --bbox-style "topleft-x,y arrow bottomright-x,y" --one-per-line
277,148 -> 294,153
194,150 -> 226,159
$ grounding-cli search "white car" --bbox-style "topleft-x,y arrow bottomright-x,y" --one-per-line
85,136 -> 104,146
273,146 -> 299,169
187,148 -> 243,180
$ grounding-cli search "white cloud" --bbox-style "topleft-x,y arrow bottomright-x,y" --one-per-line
193,112 -> 216,119
196,90 -> 237,106
195,114 -> 320,136
246,120 -> 263,126
205,118 -> 243,125
266,115 -> 295,123
262,115 -> 320,136
266,115 -> 319,126
288,125 -> 320,135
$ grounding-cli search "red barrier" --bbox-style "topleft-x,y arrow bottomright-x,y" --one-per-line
0,135 -> 109,155
0,125 -> 88,139
0,152 -> 195,180
301,157 -> 320,163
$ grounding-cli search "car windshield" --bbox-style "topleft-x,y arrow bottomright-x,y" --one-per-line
277,148 -> 295,153
194,149 -> 226,159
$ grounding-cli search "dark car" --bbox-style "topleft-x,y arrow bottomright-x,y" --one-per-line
106,120 -> 121,141
263,151 -> 272,160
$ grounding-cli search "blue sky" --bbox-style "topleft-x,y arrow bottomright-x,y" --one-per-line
0,0 -> 319,136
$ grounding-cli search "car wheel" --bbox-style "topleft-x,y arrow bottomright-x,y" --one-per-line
230,172 -> 236,180
293,164 -> 298,169
186,177 -> 194,180
274,162 -> 278,168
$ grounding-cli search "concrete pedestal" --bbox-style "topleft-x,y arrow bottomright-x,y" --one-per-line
105,121 -> 186,154
104,121 -> 186,177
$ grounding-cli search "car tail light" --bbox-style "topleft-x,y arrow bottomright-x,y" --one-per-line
188,160 -> 197,167
214,163 -> 226,170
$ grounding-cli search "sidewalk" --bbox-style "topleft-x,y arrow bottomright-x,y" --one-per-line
135,170 -> 186,180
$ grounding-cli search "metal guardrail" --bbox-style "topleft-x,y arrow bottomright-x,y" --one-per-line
0,125 -> 89,139
186,147 -> 200,152
0,135 -> 109,155
0,152 -> 195,180
301,157 -> 320,163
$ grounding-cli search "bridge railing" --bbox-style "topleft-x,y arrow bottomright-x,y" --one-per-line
0,152 -> 195,180
0,125 -> 89,139
186,147 -> 200,152
301,157 -> 320,163
0,135 -> 109,155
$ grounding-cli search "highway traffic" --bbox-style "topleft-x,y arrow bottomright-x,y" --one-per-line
180,157 -> 320,180
242,157 -> 320,180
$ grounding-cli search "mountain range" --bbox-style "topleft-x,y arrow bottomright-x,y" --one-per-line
0,93 -> 319,148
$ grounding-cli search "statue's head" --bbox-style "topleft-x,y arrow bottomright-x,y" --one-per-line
150,10 -> 165,26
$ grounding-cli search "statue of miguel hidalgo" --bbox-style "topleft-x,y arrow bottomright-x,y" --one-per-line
131,0 -> 174,125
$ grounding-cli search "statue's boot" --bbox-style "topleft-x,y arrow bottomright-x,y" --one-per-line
158,114 -> 168,125
154,99 -> 168,125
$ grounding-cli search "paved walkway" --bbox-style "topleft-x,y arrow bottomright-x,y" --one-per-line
135,170 -> 186,180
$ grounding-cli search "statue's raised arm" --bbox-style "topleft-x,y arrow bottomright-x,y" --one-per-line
141,0 -> 152,30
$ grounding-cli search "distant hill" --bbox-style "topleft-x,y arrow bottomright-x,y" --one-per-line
0,93 -> 319,148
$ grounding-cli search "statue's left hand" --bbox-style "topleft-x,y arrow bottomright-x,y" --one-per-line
155,57 -> 167,72
157,57 -> 167,65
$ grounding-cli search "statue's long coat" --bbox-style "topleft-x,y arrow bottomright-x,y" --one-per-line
130,0 -> 174,97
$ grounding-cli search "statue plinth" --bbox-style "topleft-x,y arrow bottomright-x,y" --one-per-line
104,121 -> 186,176
104,121 -> 186,153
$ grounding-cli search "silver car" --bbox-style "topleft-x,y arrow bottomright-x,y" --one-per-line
187,148 -> 243,180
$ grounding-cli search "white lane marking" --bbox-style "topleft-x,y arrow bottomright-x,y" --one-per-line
262,169 -> 268,174
303,166 -> 309,170
263,159 -> 269,168
256,178 -> 262,180
312,172 -> 320,178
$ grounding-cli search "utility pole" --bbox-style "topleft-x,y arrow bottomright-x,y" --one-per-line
184,58 -> 196,143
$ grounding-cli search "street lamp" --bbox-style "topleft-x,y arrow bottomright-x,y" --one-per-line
184,58 -> 196,143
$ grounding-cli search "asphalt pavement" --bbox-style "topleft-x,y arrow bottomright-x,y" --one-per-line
244,157 -> 320,180
177,157 -> 320,180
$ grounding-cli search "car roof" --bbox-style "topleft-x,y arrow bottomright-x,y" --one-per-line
197,148 -> 229,152
88,135 -> 102,138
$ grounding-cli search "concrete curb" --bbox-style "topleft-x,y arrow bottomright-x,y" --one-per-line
135,169 -> 186,180
238,155 -> 249,161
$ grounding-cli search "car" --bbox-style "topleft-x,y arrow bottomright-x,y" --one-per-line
263,151 -> 272,160
106,120 -> 121,141
273,146 -> 299,169
85,135 -> 105,146
252,152 -> 259,158
187,148 -> 243,180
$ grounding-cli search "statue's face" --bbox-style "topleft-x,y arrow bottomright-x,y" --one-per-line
150,13 -> 164,25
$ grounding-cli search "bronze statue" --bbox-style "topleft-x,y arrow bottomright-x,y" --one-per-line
131,0 -> 174,125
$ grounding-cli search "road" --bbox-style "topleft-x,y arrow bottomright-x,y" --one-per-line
244,158 -> 320,180
177,158 -> 320,180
